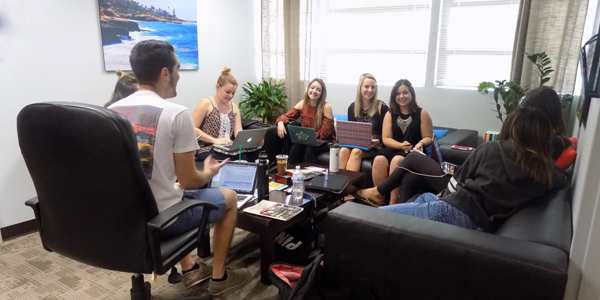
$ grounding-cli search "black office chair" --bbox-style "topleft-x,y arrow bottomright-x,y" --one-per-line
18,102 -> 215,300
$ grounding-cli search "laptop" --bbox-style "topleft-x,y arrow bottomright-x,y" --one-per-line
431,134 -> 458,175
208,161 -> 258,209
213,128 -> 268,152
336,120 -> 372,149
287,125 -> 328,147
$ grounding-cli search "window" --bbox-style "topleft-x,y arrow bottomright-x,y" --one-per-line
316,0 -> 519,88
437,0 -> 519,88
318,0 -> 431,86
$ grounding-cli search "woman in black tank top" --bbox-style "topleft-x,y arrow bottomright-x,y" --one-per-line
371,79 -> 433,204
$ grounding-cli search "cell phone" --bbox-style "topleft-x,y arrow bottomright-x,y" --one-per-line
451,145 -> 473,151
410,149 -> 426,155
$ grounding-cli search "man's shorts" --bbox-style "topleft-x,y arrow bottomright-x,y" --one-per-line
160,188 -> 227,240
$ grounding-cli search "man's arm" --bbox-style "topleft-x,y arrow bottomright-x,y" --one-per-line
174,151 -> 227,189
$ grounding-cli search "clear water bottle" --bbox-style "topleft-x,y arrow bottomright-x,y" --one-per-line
292,166 -> 304,203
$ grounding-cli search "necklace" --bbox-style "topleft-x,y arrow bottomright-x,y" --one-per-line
396,113 -> 412,134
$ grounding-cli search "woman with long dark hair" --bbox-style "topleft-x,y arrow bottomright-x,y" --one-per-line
370,79 -> 433,204
378,107 -> 567,232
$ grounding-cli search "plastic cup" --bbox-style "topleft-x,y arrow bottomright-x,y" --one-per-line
276,155 -> 288,175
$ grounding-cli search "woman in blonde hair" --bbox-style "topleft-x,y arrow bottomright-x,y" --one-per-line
104,70 -> 138,107
193,67 -> 261,161
276,78 -> 335,164
339,73 -> 389,171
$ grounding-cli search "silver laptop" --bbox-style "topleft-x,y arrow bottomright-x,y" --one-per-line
213,128 -> 268,152
336,120 -> 372,149
431,134 -> 458,175
209,161 -> 258,209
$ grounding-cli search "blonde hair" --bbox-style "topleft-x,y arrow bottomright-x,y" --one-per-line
302,78 -> 328,128
217,67 -> 238,87
353,73 -> 379,118
104,69 -> 138,107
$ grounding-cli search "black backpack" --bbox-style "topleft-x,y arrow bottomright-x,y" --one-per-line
269,254 -> 324,300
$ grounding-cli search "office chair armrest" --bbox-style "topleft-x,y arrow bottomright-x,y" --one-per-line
147,200 -> 218,230
25,196 -> 39,207
25,197 -> 42,230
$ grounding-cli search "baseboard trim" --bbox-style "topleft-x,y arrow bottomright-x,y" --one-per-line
1,219 -> 38,241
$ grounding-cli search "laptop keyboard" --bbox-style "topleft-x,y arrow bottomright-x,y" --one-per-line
238,194 -> 249,201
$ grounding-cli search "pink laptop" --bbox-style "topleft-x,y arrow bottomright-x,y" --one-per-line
336,120 -> 372,149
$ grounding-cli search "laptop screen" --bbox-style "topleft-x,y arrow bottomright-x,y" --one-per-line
210,162 -> 257,193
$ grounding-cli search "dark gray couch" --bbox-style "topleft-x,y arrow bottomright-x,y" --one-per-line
323,185 -> 573,300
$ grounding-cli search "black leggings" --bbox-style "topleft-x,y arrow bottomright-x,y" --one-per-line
288,143 -> 329,165
377,152 -> 450,202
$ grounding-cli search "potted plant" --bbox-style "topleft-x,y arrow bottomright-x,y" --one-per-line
478,52 -> 554,123
239,78 -> 289,124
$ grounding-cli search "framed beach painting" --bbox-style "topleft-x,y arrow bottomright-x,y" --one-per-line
98,0 -> 198,71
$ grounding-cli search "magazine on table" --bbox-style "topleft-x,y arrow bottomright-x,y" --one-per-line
243,200 -> 303,221
285,166 -> 327,180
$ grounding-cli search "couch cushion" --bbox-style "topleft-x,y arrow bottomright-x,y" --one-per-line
333,114 -> 348,121
433,129 -> 449,139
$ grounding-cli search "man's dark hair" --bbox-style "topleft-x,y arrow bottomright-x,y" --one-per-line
129,40 -> 176,85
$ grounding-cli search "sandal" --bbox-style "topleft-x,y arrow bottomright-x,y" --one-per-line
352,190 -> 383,208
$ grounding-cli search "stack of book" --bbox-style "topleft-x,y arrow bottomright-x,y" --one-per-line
484,130 -> 500,142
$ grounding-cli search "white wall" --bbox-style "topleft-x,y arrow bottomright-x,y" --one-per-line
327,83 -> 502,138
563,98 -> 600,300
0,0 -> 260,232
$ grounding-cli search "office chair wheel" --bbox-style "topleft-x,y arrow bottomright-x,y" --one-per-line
168,266 -> 182,284
130,274 -> 151,300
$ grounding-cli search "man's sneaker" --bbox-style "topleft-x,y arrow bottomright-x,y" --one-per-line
182,262 -> 212,289
207,268 -> 250,295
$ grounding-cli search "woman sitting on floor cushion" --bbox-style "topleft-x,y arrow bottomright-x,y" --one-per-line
275,78 -> 335,165
339,73 -> 389,172
379,107 -> 567,233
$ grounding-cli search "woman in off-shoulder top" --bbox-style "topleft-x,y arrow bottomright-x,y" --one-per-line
275,78 -> 335,165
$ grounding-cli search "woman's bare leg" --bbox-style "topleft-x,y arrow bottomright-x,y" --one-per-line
388,155 -> 405,204
372,155 -> 389,187
346,148 -> 364,172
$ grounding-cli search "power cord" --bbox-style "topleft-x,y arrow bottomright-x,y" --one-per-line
397,166 -> 448,178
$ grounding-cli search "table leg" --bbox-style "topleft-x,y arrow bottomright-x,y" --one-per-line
259,231 -> 276,285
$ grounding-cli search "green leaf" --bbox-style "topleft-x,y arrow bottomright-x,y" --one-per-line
478,81 -> 495,92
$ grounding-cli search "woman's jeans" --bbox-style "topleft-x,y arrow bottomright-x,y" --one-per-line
381,192 -> 482,231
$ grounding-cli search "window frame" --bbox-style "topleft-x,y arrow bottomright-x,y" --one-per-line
312,0 -> 519,90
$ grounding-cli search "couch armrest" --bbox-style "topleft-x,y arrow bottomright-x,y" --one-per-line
495,186 -> 572,254
438,129 -> 478,147
325,202 -> 568,300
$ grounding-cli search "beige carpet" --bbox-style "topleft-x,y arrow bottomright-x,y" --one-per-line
0,228 -> 279,300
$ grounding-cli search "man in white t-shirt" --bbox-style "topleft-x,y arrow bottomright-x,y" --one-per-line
109,40 -> 249,296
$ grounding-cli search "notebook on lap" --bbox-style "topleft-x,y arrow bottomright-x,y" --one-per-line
208,161 -> 258,209
213,128 -> 268,152
287,125 -> 328,147
336,120 -> 372,149
431,134 -> 458,175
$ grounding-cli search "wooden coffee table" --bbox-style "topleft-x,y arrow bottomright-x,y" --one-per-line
237,163 -> 365,284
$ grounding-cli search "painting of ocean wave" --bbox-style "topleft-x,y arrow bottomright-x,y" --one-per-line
98,0 -> 198,71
